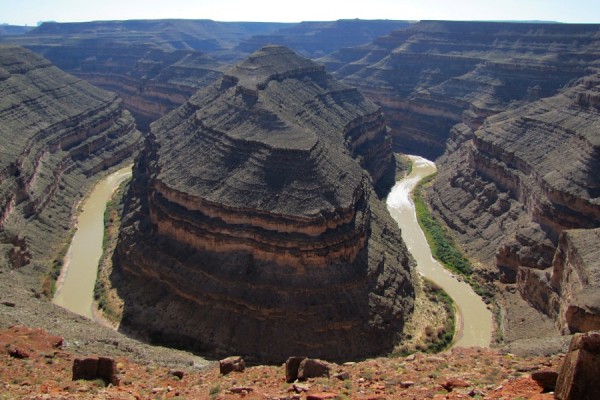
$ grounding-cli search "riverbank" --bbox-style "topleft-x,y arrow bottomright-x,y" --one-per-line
387,155 -> 493,348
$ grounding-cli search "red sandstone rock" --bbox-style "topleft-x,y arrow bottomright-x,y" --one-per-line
285,356 -> 306,382
72,358 -> 99,381
72,356 -> 120,386
298,358 -> 330,380
555,331 -> 600,400
531,369 -> 558,391
219,356 -> 245,375
307,393 -> 337,400
7,346 -> 30,359
441,378 -> 470,391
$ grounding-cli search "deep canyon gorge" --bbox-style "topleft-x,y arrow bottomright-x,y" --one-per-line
0,17 -> 599,398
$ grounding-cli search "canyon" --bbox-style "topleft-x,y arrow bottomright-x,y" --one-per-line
0,17 -> 599,396
0,19 -> 407,131
323,21 -> 600,159
113,45 -> 414,363
429,71 -> 600,338
320,20 -> 600,344
0,45 -> 141,293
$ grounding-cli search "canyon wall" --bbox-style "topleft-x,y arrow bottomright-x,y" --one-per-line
324,21 -> 600,159
428,72 -> 600,335
114,46 -> 414,362
0,45 -> 141,290
323,20 -> 600,338
1,19 -> 409,132
19,42 -> 224,132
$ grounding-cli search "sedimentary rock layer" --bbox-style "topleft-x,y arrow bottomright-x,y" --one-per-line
25,44 -> 224,131
0,45 -> 141,289
115,46 -> 413,362
324,21 -> 600,158
1,19 -> 409,132
429,72 -> 600,333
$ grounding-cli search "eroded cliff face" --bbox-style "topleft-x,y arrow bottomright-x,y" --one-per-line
114,46 -> 414,362
429,72 -> 600,335
28,45 -> 224,131
324,21 -> 600,159
0,45 -> 141,290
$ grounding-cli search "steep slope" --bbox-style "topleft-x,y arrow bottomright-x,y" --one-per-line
428,72 -> 600,334
324,21 -> 600,159
0,45 -> 141,291
114,46 -> 414,363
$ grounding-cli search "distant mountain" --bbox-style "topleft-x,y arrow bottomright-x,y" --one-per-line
235,19 -> 412,58
0,25 -> 33,35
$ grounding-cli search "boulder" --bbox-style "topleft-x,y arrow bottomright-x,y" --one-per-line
531,369 -> 558,392
286,356 -> 307,383
169,369 -> 185,380
72,356 -> 120,386
555,331 -> 600,400
72,358 -> 99,381
7,346 -> 30,359
219,356 -> 245,375
298,358 -> 331,380
441,378 -> 470,392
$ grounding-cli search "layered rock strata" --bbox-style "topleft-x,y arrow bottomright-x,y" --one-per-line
25,44 -> 224,131
1,19 -> 410,132
429,72 -> 600,334
115,46 -> 414,362
0,45 -> 141,288
324,21 -> 600,159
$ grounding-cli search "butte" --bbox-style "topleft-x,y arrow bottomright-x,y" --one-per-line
114,46 -> 415,362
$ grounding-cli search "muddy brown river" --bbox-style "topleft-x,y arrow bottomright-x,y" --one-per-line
53,166 -> 132,319
387,155 -> 493,348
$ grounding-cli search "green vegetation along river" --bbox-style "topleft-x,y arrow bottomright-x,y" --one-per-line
53,166 -> 132,319
387,155 -> 493,348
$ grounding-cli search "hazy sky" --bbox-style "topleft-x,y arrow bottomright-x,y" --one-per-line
1,0 -> 599,25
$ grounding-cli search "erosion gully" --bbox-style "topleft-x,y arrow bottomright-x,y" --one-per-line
387,155 -> 493,348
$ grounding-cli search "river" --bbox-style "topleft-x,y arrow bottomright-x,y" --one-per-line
54,157 -> 491,346
387,155 -> 493,348
53,166 -> 132,319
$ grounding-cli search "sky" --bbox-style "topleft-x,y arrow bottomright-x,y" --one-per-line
1,0 -> 599,26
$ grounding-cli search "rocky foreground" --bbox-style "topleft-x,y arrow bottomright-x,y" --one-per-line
114,46 -> 414,363
0,324 -> 572,400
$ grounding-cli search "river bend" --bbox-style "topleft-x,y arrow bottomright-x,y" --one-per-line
387,155 -> 493,348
